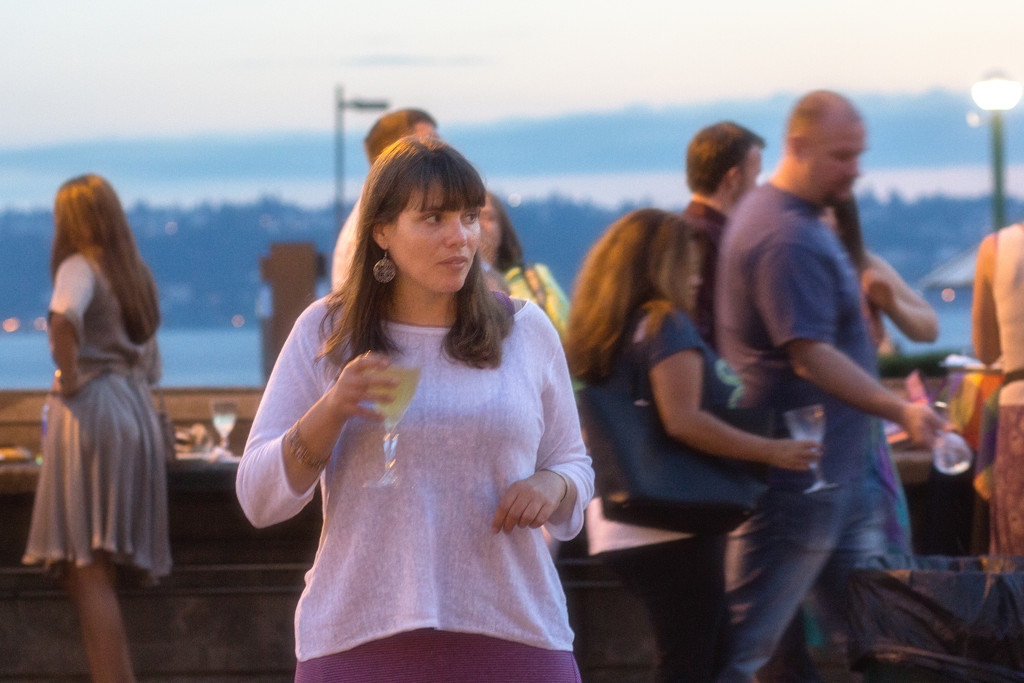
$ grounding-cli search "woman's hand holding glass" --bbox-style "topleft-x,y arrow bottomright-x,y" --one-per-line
765,438 -> 821,472
784,404 -> 838,493
491,470 -> 570,534
327,352 -> 397,423
363,363 -> 420,487
327,352 -> 421,487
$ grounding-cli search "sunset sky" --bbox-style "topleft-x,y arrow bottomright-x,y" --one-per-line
4,0 -> 1024,146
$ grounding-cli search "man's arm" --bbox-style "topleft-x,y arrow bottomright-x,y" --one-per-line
786,338 -> 944,447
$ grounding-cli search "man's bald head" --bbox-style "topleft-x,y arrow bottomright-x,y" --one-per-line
774,91 -> 865,206
786,90 -> 862,140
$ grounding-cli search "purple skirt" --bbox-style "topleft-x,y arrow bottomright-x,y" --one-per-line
294,628 -> 581,683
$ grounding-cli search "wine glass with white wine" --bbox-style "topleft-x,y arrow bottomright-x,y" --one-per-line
365,365 -> 421,487
210,399 -> 237,459
783,404 -> 836,494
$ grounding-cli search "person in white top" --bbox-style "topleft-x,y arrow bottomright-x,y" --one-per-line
237,137 -> 593,681
331,108 -> 438,290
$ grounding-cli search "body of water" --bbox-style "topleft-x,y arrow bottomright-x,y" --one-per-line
4,164 -> 1023,213
0,294 -> 976,391
0,327 -> 263,390
889,291 -> 973,356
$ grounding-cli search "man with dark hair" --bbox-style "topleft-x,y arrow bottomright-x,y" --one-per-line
714,91 -> 944,681
683,122 -> 765,348
331,109 -> 438,289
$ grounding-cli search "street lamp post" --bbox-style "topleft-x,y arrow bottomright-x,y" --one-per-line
335,86 -> 389,232
971,73 -> 1022,231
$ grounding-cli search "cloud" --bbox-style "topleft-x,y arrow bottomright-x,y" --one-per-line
341,54 -> 494,68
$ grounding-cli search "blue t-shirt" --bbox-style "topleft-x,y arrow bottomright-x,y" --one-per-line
609,309 -> 743,412
715,184 -> 875,485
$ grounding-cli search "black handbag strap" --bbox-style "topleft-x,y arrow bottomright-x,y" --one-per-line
618,314 -> 655,405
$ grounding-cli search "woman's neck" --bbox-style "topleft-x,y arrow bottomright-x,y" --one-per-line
388,286 -> 457,327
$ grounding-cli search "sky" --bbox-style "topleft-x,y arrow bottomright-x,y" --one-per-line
4,0 -> 1024,148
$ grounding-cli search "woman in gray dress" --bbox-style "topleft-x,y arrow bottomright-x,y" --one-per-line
23,174 -> 171,682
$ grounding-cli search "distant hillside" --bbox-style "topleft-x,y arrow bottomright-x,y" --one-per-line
2,192 -> 1020,331
3,90 -> 1022,211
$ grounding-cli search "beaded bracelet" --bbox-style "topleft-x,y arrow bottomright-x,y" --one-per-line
287,421 -> 330,470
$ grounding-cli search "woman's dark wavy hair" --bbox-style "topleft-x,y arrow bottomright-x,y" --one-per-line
51,174 -> 161,344
487,191 -> 525,272
830,197 -> 867,271
321,137 -> 511,368
565,208 -> 700,384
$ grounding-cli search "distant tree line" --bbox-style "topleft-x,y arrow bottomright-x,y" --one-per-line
1,193 -> 1021,329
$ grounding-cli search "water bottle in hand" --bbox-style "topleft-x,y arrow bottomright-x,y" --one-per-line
932,431 -> 973,475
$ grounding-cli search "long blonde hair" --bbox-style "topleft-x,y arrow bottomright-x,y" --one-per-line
321,137 -> 511,368
565,208 -> 701,384
51,174 -> 161,343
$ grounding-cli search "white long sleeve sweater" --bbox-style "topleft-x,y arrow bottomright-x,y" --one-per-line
236,297 -> 594,661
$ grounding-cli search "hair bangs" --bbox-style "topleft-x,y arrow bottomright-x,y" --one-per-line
407,151 -> 485,213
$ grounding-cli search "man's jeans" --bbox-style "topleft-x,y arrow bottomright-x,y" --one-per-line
716,478 -> 886,682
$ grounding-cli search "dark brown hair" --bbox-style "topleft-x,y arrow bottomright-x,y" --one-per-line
686,121 -> 765,196
831,197 -> 867,271
51,174 -> 161,343
487,191 -> 525,272
565,208 -> 700,384
322,137 -> 511,368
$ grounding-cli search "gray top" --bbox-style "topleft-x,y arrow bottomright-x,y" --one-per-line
50,254 -> 161,385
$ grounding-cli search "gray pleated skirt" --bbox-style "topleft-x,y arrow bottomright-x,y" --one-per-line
22,372 -> 172,583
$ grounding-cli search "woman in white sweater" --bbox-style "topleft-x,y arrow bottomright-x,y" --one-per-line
236,137 -> 593,682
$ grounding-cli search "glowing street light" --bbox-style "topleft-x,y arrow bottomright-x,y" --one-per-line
972,73 -> 1022,231
335,86 -> 389,232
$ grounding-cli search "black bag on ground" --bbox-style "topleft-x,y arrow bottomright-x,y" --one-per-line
578,382 -> 770,534
847,554 -> 1024,682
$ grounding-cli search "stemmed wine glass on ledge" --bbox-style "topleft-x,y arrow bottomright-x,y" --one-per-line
209,399 -> 238,462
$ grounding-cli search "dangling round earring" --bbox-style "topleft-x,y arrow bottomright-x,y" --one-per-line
373,250 -> 396,283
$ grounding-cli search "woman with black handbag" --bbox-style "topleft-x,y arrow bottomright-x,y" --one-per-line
565,208 -> 818,682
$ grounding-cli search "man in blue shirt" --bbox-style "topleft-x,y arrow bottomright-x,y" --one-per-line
714,90 -> 944,681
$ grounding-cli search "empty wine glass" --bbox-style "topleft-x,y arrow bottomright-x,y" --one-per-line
784,404 -> 837,494
364,365 -> 421,487
933,431 -> 973,475
928,400 -> 974,475
210,399 -> 237,458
